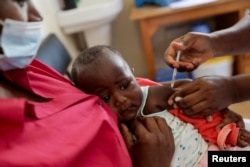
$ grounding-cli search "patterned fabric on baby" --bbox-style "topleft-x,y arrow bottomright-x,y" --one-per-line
137,86 -> 208,167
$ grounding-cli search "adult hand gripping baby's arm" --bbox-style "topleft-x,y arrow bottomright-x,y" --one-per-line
216,108 -> 244,130
218,108 -> 250,147
120,117 -> 175,167
168,76 -> 234,117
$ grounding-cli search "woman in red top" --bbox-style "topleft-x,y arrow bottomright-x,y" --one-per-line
0,1 -> 175,166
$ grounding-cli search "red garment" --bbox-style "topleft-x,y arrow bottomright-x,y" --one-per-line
0,59 -> 132,167
169,109 -> 239,148
136,77 -> 239,148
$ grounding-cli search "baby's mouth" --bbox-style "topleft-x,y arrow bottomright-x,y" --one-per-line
119,105 -> 138,122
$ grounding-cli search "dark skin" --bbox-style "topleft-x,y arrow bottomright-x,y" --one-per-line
143,86 -> 174,115
73,46 -> 250,149
75,51 -> 143,123
146,86 -> 250,147
164,13 -> 250,117
73,48 -> 175,166
0,1 -> 175,166
163,13 -> 250,147
121,117 -> 175,167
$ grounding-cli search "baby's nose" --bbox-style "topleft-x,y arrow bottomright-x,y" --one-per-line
115,95 -> 127,106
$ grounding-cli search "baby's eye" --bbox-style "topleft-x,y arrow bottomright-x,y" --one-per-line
121,82 -> 130,90
102,95 -> 111,102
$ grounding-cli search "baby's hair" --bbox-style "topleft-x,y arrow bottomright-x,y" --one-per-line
71,45 -> 122,85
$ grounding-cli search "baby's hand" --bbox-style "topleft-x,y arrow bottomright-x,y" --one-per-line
237,128 -> 250,147
215,108 -> 244,130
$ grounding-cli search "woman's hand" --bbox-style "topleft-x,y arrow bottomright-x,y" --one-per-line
217,108 -> 250,147
168,76 -> 234,117
215,108 -> 244,130
120,117 -> 175,167
164,32 -> 214,72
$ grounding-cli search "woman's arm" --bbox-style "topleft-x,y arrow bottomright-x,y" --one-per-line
211,11 -> 250,57
211,11 -> 250,56
164,11 -> 250,71
169,74 -> 250,117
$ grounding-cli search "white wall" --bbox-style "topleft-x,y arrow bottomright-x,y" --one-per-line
112,0 -> 147,77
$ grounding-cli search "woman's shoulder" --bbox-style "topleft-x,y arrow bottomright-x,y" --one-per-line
0,74 -> 48,102
0,59 -> 73,101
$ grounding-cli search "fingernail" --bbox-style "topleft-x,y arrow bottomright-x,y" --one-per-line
175,96 -> 182,102
206,115 -> 213,122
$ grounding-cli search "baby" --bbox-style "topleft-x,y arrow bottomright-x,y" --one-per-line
71,45 -> 250,167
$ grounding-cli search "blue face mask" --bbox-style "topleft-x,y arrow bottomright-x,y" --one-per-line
0,19 -> 42,71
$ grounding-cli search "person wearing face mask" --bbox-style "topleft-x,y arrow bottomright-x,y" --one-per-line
0,17 -> 42,70
0,1 -> 175,167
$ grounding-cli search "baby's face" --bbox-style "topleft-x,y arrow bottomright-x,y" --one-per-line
77,54 -> 142,123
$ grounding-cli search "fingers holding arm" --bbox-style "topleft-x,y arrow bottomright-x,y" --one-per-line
215,108 -> 244,130
168,76 -> 234,117
120,123 -> 134,150
122,117 -> 175,167
238,128 -> 250,147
